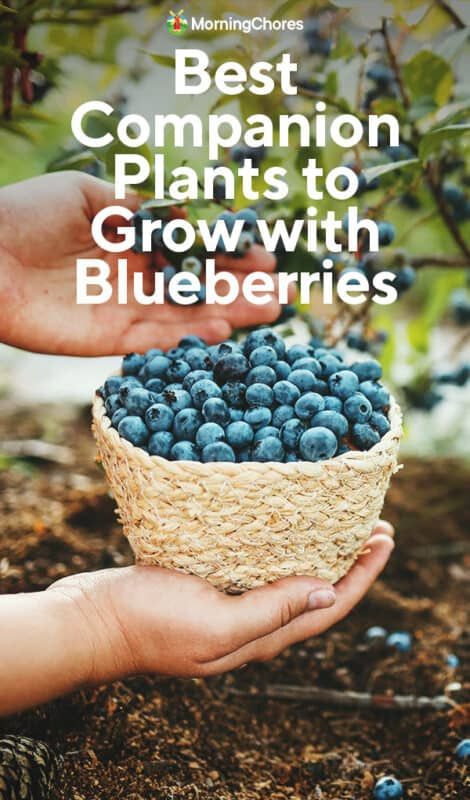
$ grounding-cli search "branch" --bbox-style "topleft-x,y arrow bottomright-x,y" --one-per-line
410,254 -> 470,269
229,685 -> 454,712
426,162 -> 470,259
381,18 -> 410,109
437,0 -> 466,29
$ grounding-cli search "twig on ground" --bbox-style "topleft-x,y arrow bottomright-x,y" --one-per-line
0,439 -> 74,465
229,685 -> 455,711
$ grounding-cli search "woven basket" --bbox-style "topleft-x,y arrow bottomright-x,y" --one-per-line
92,394 -> 402,592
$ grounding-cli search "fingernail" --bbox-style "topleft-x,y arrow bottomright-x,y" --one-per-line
307,588 -> 336,610
375,520 -> 395,537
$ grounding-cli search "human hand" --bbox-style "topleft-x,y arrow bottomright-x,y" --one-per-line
0,171 -> 285,356
48,522 -> 394,683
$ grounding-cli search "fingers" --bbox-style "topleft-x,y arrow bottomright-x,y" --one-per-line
120,318 -> 232,353
215,244 -> 277,273
201,523 -> 394,675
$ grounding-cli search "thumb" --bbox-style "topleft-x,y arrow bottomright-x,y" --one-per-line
79,173 -> 141,221
219,576 -> 336,653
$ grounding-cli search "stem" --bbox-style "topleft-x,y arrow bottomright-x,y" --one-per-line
437,0 -> 466,29
381,18 -> 410,109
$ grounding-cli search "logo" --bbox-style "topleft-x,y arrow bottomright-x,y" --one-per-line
167,9 -> 188,35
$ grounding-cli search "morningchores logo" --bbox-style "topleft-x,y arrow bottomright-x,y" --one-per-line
167,11 -> 304,35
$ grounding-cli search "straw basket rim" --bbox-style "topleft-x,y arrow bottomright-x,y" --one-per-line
92,392 -> 402,477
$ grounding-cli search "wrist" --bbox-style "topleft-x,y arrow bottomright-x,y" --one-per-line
47,571 -> 136,687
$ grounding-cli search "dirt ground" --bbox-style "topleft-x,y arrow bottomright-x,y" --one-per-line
0,404 -> 468,800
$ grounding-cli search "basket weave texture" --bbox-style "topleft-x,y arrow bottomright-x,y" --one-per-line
93,394 -> 402,592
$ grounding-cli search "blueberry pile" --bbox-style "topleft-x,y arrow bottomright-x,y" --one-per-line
97,328 -> 392,464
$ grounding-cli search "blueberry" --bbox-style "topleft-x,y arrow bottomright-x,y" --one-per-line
455,739 -> 470,760
191,379 -> 222,409
328,370 -> 359,399
111,407 -> 127,427
299,427 -> 338,461
252,436 -> 285,462
202,442 -> 236,463
185,347 -> 213,371
373,776 -> 403,800
377,221 -> 395,247
196,422 -> 225,449
103,376 -> 125,397
370,411 -> 391,436
182,369 -> 213,391
145,378 -> 166,394
272,404 -> 295,427
122,352 -> 145,376
145,403 -> 175,432
236,207 -> 258,229
295,392 -> 325,421
222,381 -> 246,409
291,357 -> 321,376
288,369 -> 317,392
122,388 -> 155,416
179,335 -> 207,349
343,392 -> 373,423
253,426 -> 280,442
213,353 -> 249,385
287,344 -> 314,364
359,381 -> 390,410
311,410 -> 349,439
148,431 -> 174,458
171,441 -> 200,461
245,383 -> 274,408
173,408 -> 203,442
366,63 -> 395,85
386,631 -> 412,652
162,265 -> 177,285
236,230 -> 255,256
230,144 -> 267,167
353,422 -> 380,450
144,347 -> 164,360
238,447 -> 252,462
273,380 -> 301,405
446,654 -> 459,668
211,341 -> 242,359
395,265 -> 416,294
166,359 -> 191,383
243,328 -> 286,359
105,393 -> 122,417
351,359 -> 382,382
318,354 -> 344,378
274,361 -> 291,380
159,388 -> 192,414
246,365 -> 277,387
244,407 -> 272,429
226,421 -> 254,449
202,397 -> 230,425
118,377 -> 143,403
229,408 -> 244,422
285,451 -> 298,462
167,347 -> 185,360
118,416 -> 149,447
324,396 -> 343,412
249,345 -> 278,367
280,419 -> 306,450
365,626 -> 388,640
146,355 -> 171,379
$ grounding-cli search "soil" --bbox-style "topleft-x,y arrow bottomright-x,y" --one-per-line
0,404 -> 468,800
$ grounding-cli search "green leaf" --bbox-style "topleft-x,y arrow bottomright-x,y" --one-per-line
47,149 -> 99,173
402,50 -> 453,104
324,71 -> 338,97
0,2 -> 16,12
104,139 -> 152,177
363,158 -> 419,184
146,52 -> 176,69
419,124 -> 470,160
141,198 -> 185,211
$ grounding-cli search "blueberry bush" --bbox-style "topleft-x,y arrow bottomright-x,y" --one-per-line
1,0 -> 470,439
